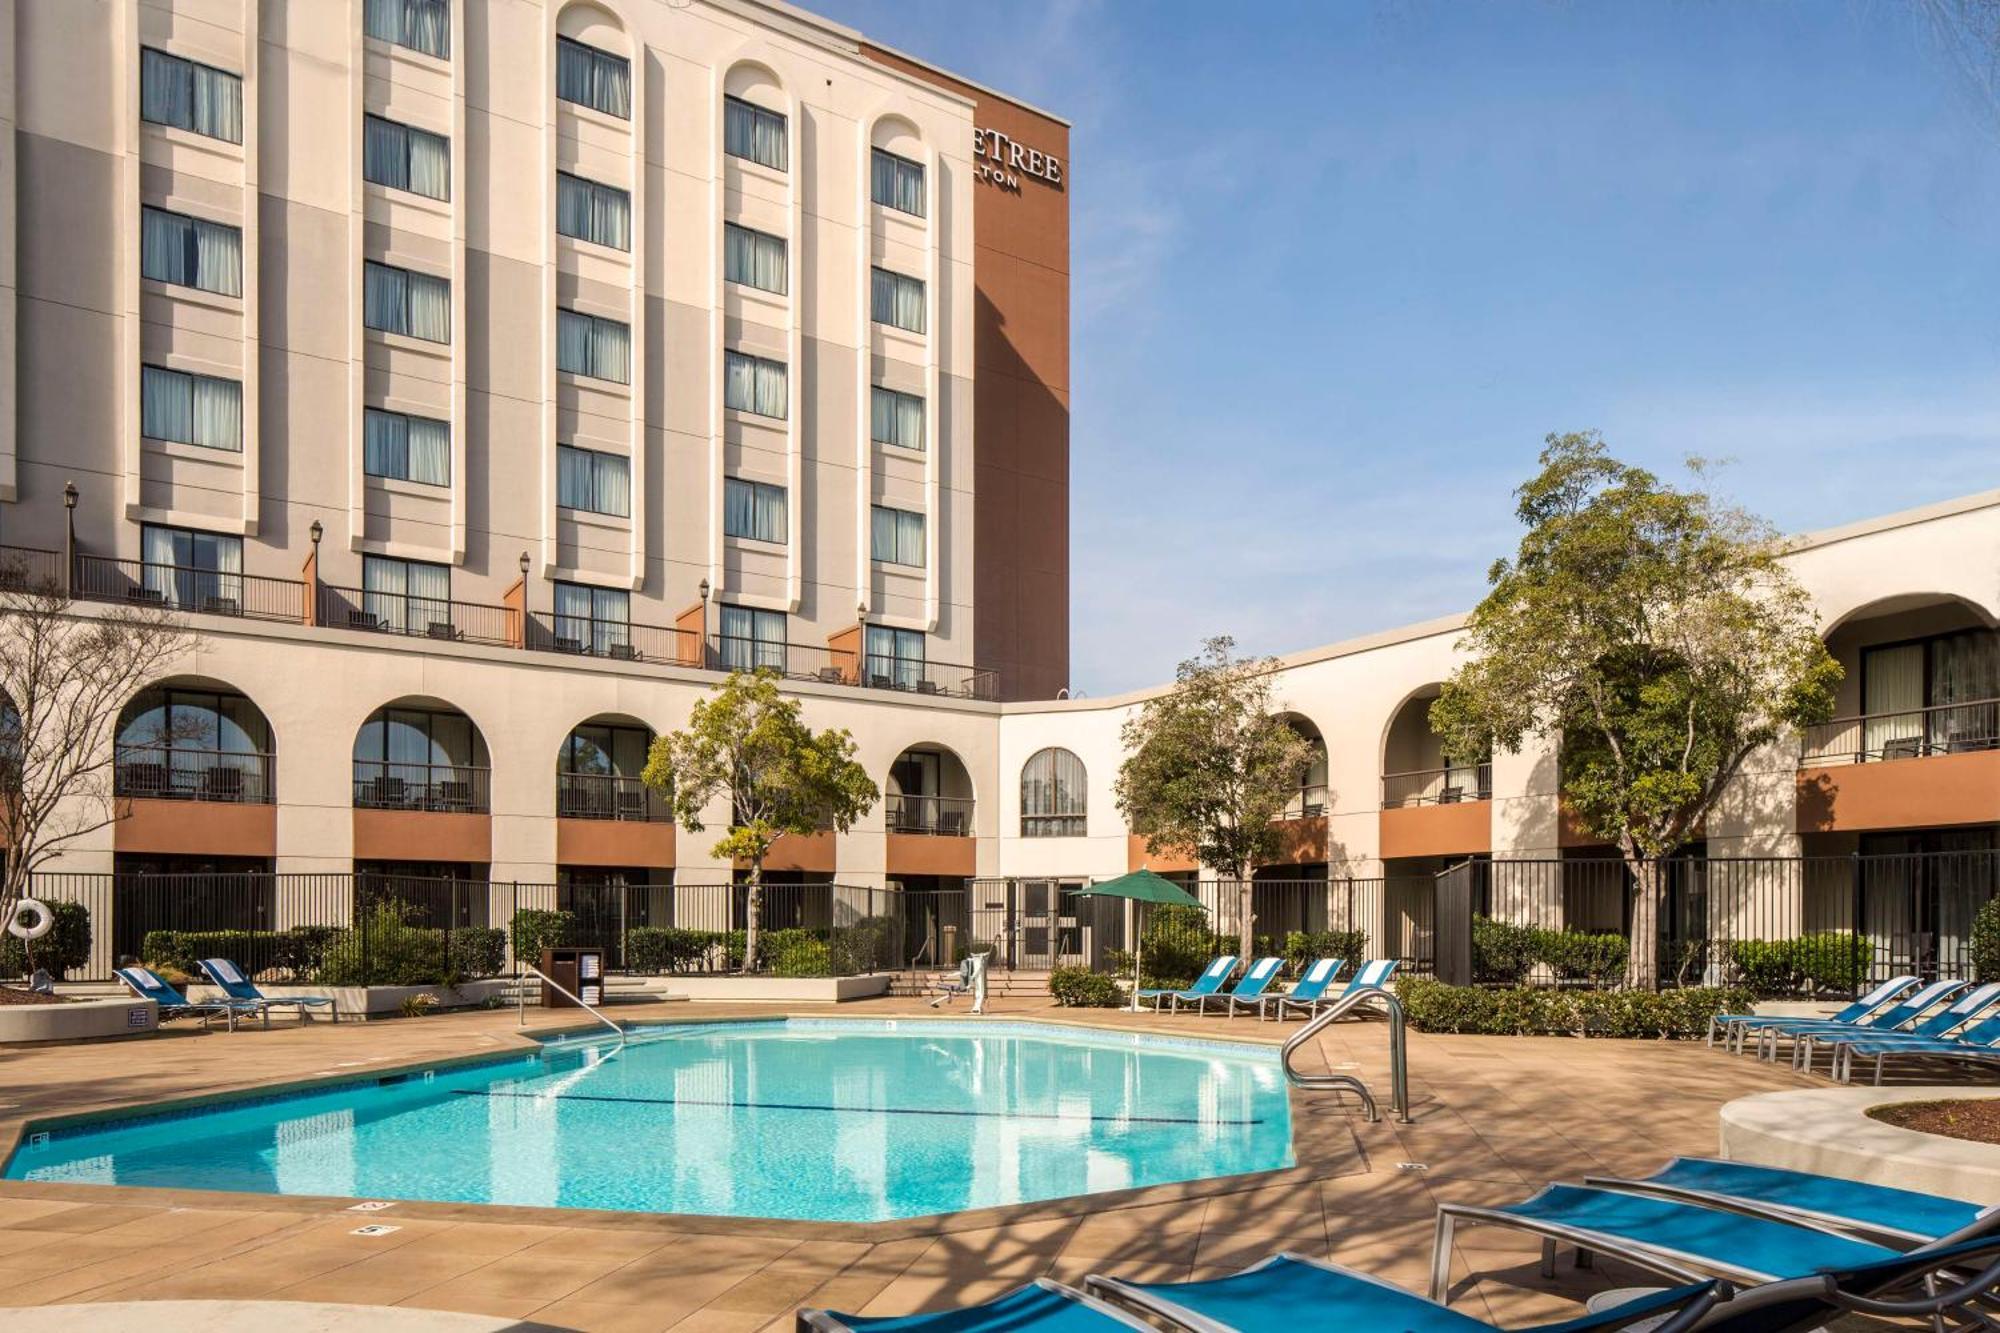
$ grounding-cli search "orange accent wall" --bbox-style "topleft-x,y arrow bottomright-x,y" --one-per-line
1557,800 -> 1610,849
1380,801 -> 1493,861
1797,751 -> 2000,833
116,799 -> 277,857
502,576 -> 526,649
1268,815 -> 1328,867
674,602 -> 706,667
826,624 -> 861,685
748,830 -> 836,874
555,819 -> 676,869
885,833 -> 976,877
352,809 -> 491,864
1127,835 -> 1198,874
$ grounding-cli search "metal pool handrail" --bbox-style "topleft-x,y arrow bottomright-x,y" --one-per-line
1280,985 -> 1411,1124
516,962 -> 625,1049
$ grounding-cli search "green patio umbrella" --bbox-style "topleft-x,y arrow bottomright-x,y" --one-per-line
1073,868 -> 1201,1012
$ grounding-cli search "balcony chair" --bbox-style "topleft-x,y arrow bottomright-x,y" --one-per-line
201,766 -> 244,803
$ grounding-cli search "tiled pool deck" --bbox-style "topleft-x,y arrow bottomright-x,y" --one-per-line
0,995 -> 1821,1332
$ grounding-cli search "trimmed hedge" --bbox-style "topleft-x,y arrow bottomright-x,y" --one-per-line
1719,932 -> 1862,996
1049,965 -> 1123,1008
509,909 -> 575,960
1470,916 -> 1628,987
141,926 -> 341,983
626,927 -> 727,974
1974,897 -> 2000,983
0,900 -> 92,979
1282,929 -> 1368,976
143,911 -> 505,989
1395,975 -> 1755,1039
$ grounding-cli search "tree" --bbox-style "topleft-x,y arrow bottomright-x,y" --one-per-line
643,669 -> 877,970
0,557 -> 198,967
1429,434 -> 1841,986
1114,637 -> 1315,964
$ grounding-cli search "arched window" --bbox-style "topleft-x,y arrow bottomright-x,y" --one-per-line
1021,748 -> 1086,837
115,683 -> 274,803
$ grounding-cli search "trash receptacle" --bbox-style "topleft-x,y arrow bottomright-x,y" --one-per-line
540,947 -> 605,1008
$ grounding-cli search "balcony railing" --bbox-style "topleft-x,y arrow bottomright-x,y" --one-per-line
0,545 -> 63,593
1799,699 -> 2000,767
75,555 -> 307,623
115,746 -> 274,804
557,771 -> 669,822
320,585 -> 518,648
352,759 -> 491,813
1021,812 -> 1085,838
1279,785 -> 1329,820
706,635 -> 1000,700
527,614 -> 699,666
1383,764 -> 1493,808
886,793 -> 974,836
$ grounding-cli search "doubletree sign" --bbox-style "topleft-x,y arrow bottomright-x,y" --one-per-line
974,127 -> 1063,193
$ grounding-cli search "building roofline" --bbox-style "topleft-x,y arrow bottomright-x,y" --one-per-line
1010,486 -> 2000,716
857,38 -> 1073,126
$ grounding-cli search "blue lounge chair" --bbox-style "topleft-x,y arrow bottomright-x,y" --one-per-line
115,966 -> 253,1030
798,1279 -> 1152,1333
1137,955 -> 1238,1011
1706,974 -> 1913,1052
1746,977 -> 1967,1064
1581,1156 -> 1991,1249
1275,957 -> 1399,1020
1248,957 -> 1342,1020
1831,1011 -> 2000,1085
199,958 -> 340,1024
1199,956 -> 1284,1015
1798,979 -> 2000,1075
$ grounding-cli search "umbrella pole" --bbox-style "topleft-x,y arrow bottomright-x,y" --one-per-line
1130,905 -> 1143,1013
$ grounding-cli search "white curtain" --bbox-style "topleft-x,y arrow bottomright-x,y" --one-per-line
554,581 -> 593,647
142,368 -> 238,451
406,416 -> 449,485
593,453 -> 631,517
872,268 -> 924,333
1022,748 -> 1087,834
407,125 -> 449,200
364,409 -> 406,478
363,263 -> 402,334
364,116 -> 408,191
557,310 -> 592,376
871,507 -> 924,566
143,207 -> 241,295
557,174 -> 629,251
871,149 -> 924,215
725,225 -> 786,294
725,352 -> 785,418
725,98 -> 786,171
725,479 -> 785,543
368,0 -> 448,59
558,446 -> 629,516
559,39 -> 630,119
142,50 -> 243,144
192,374 -> 241,451
871,386 -> 924,450
143,526 -> 240,608
195,63 -> 243,144
407,271 -> 449,343
193,216 -> 242,297
1863,643 -> 1925,759
593,317 -> 631,384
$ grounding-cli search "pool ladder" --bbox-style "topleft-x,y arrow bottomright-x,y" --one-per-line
516,963 -> 626,1050
1280,986 -> 1411,1124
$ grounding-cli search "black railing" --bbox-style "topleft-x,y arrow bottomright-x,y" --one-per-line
527,614 -> 698,665
319,584 -> 518,647
1383,763 -> 1494,807
74,555 -> 306,623
115,747 -> 275,804
706,635 -> 999,700
1800,700 -> 2000,766
352,759 -> 491,813
0,544 -> 63,592
886,793 -> 974,836
556,771 -> 669,822
1280,785 -> 1329,819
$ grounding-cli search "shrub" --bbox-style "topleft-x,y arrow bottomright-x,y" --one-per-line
445,928 -> 506,979
1128,904 -> 1226,989
1395,976 -> 1754,1039
827,916 -> 900,976
319,900 -> 445,987
509,909 -> 575,961
626,927 -> 726,974
1533,928 -> 1629,986
270,926 -> 343,981
764,928 -> 831,978
0,900 -> 91,979
1974,897 -> 2000,983
1283,929 -> 1368,977
1048,965 -> 1123,1007
1718,932 -> 1863,996
1471,916 -> 1538,985
141,926 -> 344,983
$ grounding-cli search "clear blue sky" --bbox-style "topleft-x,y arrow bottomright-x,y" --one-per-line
811,0 -> 2000,696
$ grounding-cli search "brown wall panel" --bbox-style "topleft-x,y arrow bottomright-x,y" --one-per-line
1797,751 -> 2000,833
885,833 -> 976,877
750,830 -> 837,874
1381,801 -> 1494,861
352,809 -> 491,864
555,819 -> 677,869
1268,815 -> 1329,867
116,800 -> 277,858
1128,834 -> 1198,874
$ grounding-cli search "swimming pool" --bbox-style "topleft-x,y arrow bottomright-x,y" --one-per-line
4,1019 -> 1294,1222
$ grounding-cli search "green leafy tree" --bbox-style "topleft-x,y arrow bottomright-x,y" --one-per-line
643,670 -> 877,970
1430,435 -> 1840,986
1113,637 -> 1314,963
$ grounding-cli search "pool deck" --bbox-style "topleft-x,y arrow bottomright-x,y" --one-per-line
0,994 -> 1821,1331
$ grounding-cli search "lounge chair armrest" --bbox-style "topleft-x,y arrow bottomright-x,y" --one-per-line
1821,1254 -> 2000,1317
1641,1281 -> 1732,1333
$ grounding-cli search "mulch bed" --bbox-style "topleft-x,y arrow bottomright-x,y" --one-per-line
1867,1097 -> 2000,1146
0,985 -> 68,1007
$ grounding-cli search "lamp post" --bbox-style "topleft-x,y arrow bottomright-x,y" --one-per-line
62,481 -> 78,597
698,577 -> 710,668
308,520 -> 323,624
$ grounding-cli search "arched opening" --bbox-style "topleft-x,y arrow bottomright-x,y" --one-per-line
886,743 -> 974,837
1810,593 -> 1998,768
351,698 -> 490,814
557,715 -> 664,822
1019,747 -> 1085,838
1277,714 -> 1327,820
723,63 -> 787,173
1381,686 -> 1490,808
114,677 -> 274,805
556,2 -> 632,120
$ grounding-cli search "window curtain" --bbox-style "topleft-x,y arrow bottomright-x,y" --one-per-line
725,225 -> 786,294
406,416 -> 449,485
871,387 -> 923,450
363,262 -> 404,334
871,507 -> 924,566
725,352 -> 786,418
142,51 -> 243,144
141,207 -> 185,285
195,62 -> 243,143
407,125 -> 449,199
364,116 -> 408,191
141,366 -> 193,444
865,626 -> 924,688
1022,748 -> 1087,834
193,216 -> 242,297
363,554 -> 408,631
871,150 -> 923,215
142,209 -> 239,296
144,526 -> 240,609
557,310 -> 592,376
724,478 -> 754,540
405,560 -> 450,633
592,453 -> 631,517
558,39 -> 630,119
1930,631 -> 2000,753
368,0 -> 448,59
141,524 -> 179,603
871,268 -> 924,333
1863,642 -> 1925,759
593,316 -> 631,383
556,38 -> 594,109
557,174 -> 630,251
191,373 -> 241,451
557,446 -> 592,510
725,479 -> 785,543
364,409 -> 407,479
554,581 -> 593,648
725,98 -> 785,171
406,271 -> 449,342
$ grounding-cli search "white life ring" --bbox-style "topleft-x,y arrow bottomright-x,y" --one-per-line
7,898 -> 54,941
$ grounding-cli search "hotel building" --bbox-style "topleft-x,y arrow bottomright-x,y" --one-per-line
0,2 -> 1994,980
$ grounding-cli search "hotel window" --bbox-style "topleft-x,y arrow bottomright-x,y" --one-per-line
556,171 -> 631,251
556,35 -> 631,118
363,408 -> 450,486
724,350 -> 787,419
871,386 -> 924,451
723,478 -> 786,545
717,605 -> 786,673
557,444 -> 632,518
141,525 -> 242,612
870,267 -> 925,334
141,366 -> 241,453
557,310 -> 632,384
363,114 -> 450,201
1861,631 -> 2000,759
140,49 -> 242,144
1021,747 -> 1088,837
870,148 -> 925,216
724,223 -> 787,295
363,261 -> 450,343
870,505 -> 925,567
366,0 -> 450,59
553,582 -> 631,656
864,626 -> 924,690
723,96 -> 786,171
140,207 -> 241,297
362,554 -> 451,635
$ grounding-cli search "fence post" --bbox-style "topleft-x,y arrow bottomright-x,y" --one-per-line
1848,851 -> 1864,1001
1433,864 -> 1473,986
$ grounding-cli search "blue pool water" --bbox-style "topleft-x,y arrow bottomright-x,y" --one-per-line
4,1020 -> 1293,1221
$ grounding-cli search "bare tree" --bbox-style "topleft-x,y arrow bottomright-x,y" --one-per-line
0,557 -> 198,951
